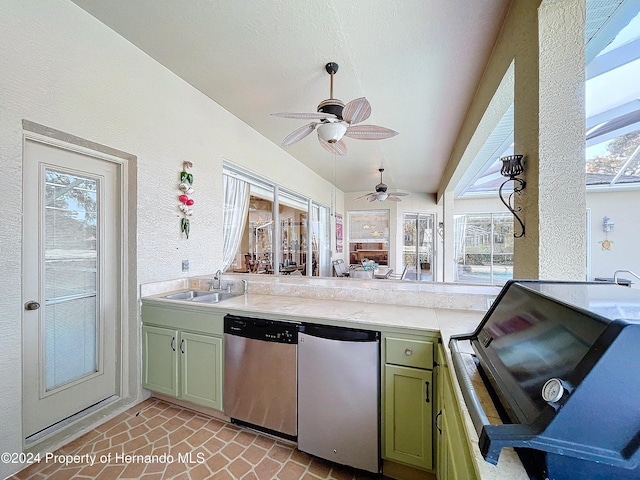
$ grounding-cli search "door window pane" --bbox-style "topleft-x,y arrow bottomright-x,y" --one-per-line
455,212 -> 513,285
44,169 -> 98,390
348,210 -> 389,266
402,213 -> 435,281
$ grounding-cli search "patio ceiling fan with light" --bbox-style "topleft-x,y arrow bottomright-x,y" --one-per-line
271,62 -> 399,156
357,168 -> 409,202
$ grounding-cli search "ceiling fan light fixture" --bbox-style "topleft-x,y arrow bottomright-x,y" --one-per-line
376,192 -> 388,201
317,122 -> 347,143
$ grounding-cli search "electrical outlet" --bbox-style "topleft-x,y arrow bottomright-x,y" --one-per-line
182,260 -> 189,272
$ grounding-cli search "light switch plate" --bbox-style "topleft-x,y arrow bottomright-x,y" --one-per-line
182,260 -> 189,272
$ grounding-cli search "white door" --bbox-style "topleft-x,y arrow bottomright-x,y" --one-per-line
22,136 -> 121,439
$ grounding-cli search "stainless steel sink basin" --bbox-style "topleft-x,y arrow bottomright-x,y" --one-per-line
163,290 -> 212,300
163,290 -> 240,303
190,291 -> 240,303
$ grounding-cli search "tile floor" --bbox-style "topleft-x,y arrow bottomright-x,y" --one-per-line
10,398 -> 389,480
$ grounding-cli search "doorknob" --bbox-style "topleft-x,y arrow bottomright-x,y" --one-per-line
25,301 -> 40,311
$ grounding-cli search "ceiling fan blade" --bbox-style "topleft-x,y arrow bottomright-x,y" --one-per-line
355,192 -> 376,200
345,125 -> 399,140
390,192 -> 409,196
318,137 -> 347,156
387,195 -> 402,202
271,112 -> 337,120
342,97 -> 371,124
281,122 -> 318,147
367,194 -> 377,202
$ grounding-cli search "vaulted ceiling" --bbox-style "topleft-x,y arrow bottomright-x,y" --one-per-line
71,0 -> 512,195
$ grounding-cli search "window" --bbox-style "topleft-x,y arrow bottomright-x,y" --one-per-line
454,212 -> 513,285
223,164 -> 330,276
402,212 -> 435,281
347,210 -> 389,266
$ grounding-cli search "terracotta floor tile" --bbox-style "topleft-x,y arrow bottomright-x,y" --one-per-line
254,457 -> 281,480
242,445 -> 268,465
228,457 -> 252,478
11,399 -> 392,480
216,427 -> 239,442
187,462 -> 211,479
269,444 -> 294,463
221,442 -> 245,460
277,460 -> 306,480
119,461 -> 146,479
308,458 -> 332,477
206,452 -> 229,473
253,435 -> 276,450
163,416 -> 186,432
186,427 -> 214,447
185,415 -> 208,431
234,431 -> 258,446
202,436 -> 225,455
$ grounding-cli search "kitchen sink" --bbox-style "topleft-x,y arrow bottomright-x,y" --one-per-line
191,291 -> 240,303
163,290 -> 240,303
163,290 -> 212,300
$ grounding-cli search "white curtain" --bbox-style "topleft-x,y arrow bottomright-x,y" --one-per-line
222,175 -> 250,271
453,215 -> 468,281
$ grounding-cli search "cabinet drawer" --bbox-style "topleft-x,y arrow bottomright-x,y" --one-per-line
385,337 -> 434,369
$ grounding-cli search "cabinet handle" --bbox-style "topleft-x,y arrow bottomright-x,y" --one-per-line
425,381 -> 430,403
435,411 -> 442,434
180,339 -> 185,354
405,348 -> 413,356
170,337 -> 176,351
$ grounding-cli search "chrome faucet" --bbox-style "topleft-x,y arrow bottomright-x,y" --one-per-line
210,269 -> 222,291
242,279 -> 249,294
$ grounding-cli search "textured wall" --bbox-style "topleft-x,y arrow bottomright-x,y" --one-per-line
0,1 -> 337,477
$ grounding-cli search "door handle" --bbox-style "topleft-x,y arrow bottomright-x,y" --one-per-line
425,381 -> 430,403
24,301 -> 40,311
435,411 -> 442,434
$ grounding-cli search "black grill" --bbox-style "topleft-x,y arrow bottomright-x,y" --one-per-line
450,280 -> 640,480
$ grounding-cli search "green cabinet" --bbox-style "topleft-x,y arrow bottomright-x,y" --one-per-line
435,344 -> 477,480
383,334 -> 435,471
141,304 -> 224,411
142,325 -> 179,397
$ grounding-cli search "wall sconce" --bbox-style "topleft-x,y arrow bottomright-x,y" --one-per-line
498,154 -> 526,238
602,216 -> 614,232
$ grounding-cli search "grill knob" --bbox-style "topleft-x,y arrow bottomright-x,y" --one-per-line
542,378 -> 565,403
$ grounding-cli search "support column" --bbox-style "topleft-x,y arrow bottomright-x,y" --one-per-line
514,0 -> 587,280
442,190 -> 456,282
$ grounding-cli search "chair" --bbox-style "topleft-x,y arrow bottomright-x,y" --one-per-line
386,264 -> 408,280
332,259 -> 350,277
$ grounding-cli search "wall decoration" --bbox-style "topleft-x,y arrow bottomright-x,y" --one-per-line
599,239 -> 613,250
335,213 -> 343,253
178,161 -> 194,238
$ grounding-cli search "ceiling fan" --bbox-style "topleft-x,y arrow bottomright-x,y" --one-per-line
357,168 -> 409,202
271,62 -> 399,156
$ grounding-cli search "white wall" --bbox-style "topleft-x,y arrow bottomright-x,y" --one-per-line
0,1 -> 339,476
456,191 -> 640,282
586,190 -> 640,281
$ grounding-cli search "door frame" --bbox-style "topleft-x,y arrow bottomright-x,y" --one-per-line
21,121 -> 134,447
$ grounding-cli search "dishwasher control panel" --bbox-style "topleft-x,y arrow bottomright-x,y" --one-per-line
224,314 -> 298,344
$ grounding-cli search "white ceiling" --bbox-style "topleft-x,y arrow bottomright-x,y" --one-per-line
71,0 -> 511,195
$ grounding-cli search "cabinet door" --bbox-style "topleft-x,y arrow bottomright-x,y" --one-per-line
142,325 -> 179,397
442,363 -> 477,480
180,331 -> 223,410
384,364 -> 433,470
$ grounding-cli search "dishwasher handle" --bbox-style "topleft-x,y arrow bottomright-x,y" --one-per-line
300,324 -> 379,342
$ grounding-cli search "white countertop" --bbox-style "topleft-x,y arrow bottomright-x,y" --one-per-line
142,291 -> 528,480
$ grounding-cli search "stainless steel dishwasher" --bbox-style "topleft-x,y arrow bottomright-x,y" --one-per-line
298,324 -> 380,473
223,314 -> 298,440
